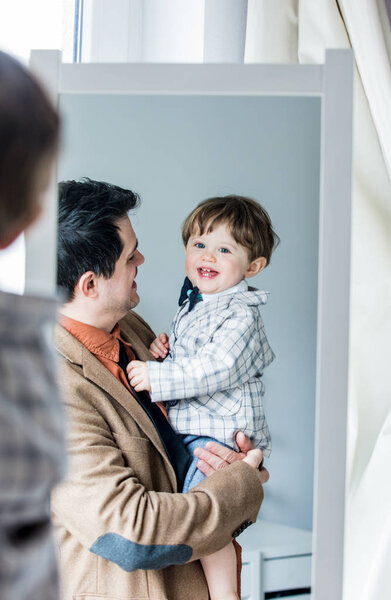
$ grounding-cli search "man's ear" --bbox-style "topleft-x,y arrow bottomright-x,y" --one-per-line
78,271 -> 98,298
245,257 -> 267,279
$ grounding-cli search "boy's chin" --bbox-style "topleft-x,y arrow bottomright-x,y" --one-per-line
198,285 -> 219,295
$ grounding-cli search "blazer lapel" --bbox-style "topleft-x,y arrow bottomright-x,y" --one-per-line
82,348 -> 177,490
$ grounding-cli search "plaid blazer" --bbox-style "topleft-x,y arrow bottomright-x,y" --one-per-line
0,291 -> 65,600
147,288 -> 274,454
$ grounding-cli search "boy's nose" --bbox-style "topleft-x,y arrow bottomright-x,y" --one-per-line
202,251 -> 216,262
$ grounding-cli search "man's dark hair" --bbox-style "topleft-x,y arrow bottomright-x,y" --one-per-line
57,178 -> 140,300
0,50 -> 59,240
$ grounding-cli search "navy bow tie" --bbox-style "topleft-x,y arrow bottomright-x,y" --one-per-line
178,277 -> 203,312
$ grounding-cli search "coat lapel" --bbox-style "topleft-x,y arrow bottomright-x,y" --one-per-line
56,324 -> 177,491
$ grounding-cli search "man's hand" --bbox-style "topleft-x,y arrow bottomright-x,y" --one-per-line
149,332 -> 170,360
126,360 -> 151,392
193,431 -> 269,485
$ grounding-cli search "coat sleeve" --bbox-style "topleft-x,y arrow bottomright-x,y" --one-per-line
51,370 -> 263,573
147,304 -> 273,402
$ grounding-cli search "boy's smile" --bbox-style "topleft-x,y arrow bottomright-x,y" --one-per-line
185,222 -> 265,295
197,267 -> 219,279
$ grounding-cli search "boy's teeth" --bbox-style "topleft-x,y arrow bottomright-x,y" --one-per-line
199,268 -> 216,274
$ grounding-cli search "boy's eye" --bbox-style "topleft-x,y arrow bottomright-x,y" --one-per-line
219,247 -> 230,253
195,242 -> 205,249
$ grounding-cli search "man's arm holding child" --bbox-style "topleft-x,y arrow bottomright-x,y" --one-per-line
52,371 -> 266,571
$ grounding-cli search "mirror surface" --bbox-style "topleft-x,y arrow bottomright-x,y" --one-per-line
59,93 -> 320,531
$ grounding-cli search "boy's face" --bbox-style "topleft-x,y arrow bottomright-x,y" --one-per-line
185,222 -> 264,295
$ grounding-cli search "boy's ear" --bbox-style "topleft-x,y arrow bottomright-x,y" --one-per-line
78,271 -> 99,298
245,257 -> 267,279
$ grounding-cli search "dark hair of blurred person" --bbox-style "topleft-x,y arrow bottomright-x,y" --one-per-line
0,49 -> 59,247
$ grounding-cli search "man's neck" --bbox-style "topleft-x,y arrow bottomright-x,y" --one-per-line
60,302 -> 118,333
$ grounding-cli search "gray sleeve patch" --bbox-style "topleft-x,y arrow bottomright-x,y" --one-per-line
90,532 -> 193,571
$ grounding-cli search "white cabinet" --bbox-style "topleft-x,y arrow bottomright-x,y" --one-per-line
240,520 -> 312,600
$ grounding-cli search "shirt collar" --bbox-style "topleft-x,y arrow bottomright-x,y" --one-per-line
58,314 -> 123,362
201,279 -> 248,303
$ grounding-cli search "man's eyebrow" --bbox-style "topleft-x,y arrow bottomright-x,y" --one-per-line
127,239 -> 138,258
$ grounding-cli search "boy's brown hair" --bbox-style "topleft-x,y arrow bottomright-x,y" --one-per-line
182,194 -> 280,264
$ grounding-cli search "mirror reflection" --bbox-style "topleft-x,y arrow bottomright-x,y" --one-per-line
59,93 -> 320,527
58,93 -> 320,598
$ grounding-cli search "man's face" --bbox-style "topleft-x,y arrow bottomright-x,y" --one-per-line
98,216 -> 144,322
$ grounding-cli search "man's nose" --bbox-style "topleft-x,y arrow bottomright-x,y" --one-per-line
135,250 -> 145,265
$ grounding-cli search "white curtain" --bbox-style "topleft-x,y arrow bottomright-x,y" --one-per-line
80,0 -> 248,63
246,1 -> 391,599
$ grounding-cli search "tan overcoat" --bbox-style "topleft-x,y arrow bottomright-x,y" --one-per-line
52,310 -> 263,600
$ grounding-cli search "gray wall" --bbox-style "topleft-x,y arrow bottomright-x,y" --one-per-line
59,94 -> 320,531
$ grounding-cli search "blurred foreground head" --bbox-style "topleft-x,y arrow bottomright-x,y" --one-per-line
0,50 -> 59,248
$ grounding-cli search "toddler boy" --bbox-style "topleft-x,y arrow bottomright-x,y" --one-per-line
127,195 -> 279,600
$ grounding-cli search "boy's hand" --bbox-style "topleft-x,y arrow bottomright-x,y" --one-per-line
149,332 -> 170,359
126,360 -> 151,392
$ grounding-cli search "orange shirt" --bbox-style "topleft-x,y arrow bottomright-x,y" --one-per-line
59,314 -> 167,416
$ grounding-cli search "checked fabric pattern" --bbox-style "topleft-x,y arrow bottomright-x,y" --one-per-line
147,287 -> 274,454
0,291 -> 65,600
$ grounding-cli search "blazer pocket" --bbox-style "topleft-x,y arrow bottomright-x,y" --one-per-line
111,433 -> 151,454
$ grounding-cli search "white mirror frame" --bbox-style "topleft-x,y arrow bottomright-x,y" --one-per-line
27,49 -> 353,600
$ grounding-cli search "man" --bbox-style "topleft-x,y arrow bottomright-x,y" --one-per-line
53,178 -> 267,600
0,51 -> 63,600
